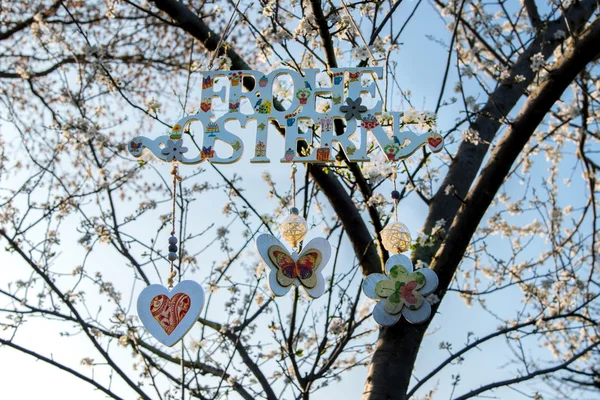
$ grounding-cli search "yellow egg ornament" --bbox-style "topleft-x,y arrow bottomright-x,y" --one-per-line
381,221 -> 411,254
280,207 -> 308,249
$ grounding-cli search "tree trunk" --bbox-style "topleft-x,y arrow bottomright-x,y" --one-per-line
363,320 -> 428,399
362,9 -> 600,399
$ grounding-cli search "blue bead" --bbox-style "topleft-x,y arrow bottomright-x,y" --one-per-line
168,236 -> 178,245
391,190 -> 400,199
290,207 -> 300,215
168,252 -> 178,261
168,244 -> 178,252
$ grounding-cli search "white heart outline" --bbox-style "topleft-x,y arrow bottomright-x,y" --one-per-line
256,234 -> 331,299
137,280 -> 205,347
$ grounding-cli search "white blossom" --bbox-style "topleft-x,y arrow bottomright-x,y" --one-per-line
530,52 -> 546,72
426,294 -> 440,305
462,129 -> 480,145
145,98 -> 161,113
352,46 -> 371,61
80,358 -> 94,367
553,30 -> 567,40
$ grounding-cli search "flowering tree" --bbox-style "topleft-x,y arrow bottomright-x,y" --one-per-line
1,1 -> 599,399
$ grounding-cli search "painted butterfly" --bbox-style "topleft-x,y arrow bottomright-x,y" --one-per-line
269,248 -> 320,289
229,102 -> 240,112
349,71 -> 361,81
256,234 -> 331,298
201,146 -> 214,159
130,141 -> 142,150
202,75 -> 213,89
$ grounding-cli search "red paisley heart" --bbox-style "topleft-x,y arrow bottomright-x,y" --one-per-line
200,103 -> 211,112
150,293 -> 191,335
428,137 -> 442,148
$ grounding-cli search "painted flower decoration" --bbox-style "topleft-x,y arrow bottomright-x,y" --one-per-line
340,97 -> 367,120
363,254 -> 438,326
161,139 -> 188,161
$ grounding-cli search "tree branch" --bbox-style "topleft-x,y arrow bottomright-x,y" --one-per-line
197,317 -> 278,400
363,4 -> 599,399
453,342 -> 600,400
523,0 -> 542,30
0,338 -> 125,400
408,307 -> 598,397
0,228 -> 152,400
0,1 -> 62,41
415,0 -> 598,262
432,14 -> 600,293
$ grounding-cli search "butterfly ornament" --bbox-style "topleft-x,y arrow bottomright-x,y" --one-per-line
256,234 -> 331,298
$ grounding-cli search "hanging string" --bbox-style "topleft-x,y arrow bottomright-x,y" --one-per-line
206,0 -> 242,70
290,164 -> 297,208
392,164 -> 398,222
339,0 -> 385,102
281,163 -> 307,253
168,161 -> 181,289
181,341 -> 185,400
340,0 -> 377,64
166,161 -> 185,398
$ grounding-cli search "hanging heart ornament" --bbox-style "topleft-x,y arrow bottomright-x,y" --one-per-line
137,280 -> 205,347
426,132 -> 444,153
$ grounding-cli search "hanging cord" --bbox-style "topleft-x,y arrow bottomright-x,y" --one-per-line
167,161 -> 185,399
168,162 -> 182,289
340,0 -> 378,64
392,164 -> 398,221
206,0 -> 242,70
181,341 -> 185,400
289,164 -> 303,253
339,0 -> 385,99
290,163 -> 297,208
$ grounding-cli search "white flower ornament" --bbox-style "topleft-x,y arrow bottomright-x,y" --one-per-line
161,139 -> 188,161
363,254 -> 438,326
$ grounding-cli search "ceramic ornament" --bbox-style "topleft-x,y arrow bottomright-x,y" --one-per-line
256,234 -> 331,299
362,254 -> 438,326
137,280 -> 205,347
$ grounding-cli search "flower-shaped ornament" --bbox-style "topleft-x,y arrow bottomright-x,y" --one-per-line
161,139 -> 188,161
363,254 -> 438,326
340,97 -> 367,120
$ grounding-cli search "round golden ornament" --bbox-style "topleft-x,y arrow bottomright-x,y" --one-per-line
280,210 -> 308,248
381,222 -> 411,254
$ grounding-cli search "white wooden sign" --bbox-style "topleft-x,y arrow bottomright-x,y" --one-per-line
128,68 -> 444,164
